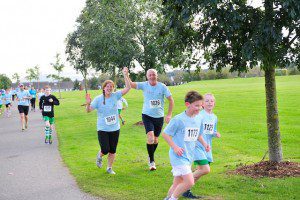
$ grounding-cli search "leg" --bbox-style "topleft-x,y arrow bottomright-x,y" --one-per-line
20,113 -> 25,130
44,119 -> 50,143
172,173 -> 194,198
167,176 -> 183,198
107,130 -> 120,168
97,131 -> 109,168
194,164 -> 210,181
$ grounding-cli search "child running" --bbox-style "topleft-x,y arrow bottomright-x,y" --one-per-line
117,97 -> 128,125
182,93 -> 221,199
85,67 -> 131,175
162,91 -> 210,200
4,88 -> 13,117
39,85 -> 60,144
29,86 -> 37,111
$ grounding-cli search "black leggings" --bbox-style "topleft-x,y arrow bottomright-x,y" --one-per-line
97,130 -> 120,155
30,98 -> 36,109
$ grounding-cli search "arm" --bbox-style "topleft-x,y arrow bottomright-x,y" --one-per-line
121,67 -> 131,96
126,69 -> 137,89
123,98 -> 128,108
162,133 -> 184,156
39,97 -> 42,110
165,96 -> 174,124
85,93 -> 94,113
52,95 -> 60,105
198,135 -> 210,152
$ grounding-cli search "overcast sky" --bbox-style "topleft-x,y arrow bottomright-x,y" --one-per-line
0,0 -> 85,81
0,0 -> 262,82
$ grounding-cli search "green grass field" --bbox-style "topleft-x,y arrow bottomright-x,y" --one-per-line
55,75 -> 300,200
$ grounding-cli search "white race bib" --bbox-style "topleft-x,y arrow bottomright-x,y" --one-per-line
44,106 -> 52,112
19,98 -> 25,103
204,123 -> 214,134
184,127 -> 200,141
149,99 -> 161,108
105,115 -> 117,125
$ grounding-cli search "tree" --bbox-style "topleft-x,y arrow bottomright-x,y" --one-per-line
66,29 -> 90,94
162,0 -> 300,162
73,79 -> 81,90
47,53 -> 65,99
12,73 -> 20,84
25,65 -> 40,87
0,74 -> 12,89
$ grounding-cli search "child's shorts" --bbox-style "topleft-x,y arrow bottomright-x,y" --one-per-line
194,159 -> 211,166
171,165 -> 192,177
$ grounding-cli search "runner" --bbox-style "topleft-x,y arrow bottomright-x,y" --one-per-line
117,97 -> 128,125
129,69 -> 174,170
4,88 -> 13,117
0,90 -> 3,116
37,88 -> 45,101
29,86 -> 37,111
16,83 -> 32,131
162,91 -> 209,200
39,85 -> 60,144
85,67 -> 131,175
182,93 -> 221,199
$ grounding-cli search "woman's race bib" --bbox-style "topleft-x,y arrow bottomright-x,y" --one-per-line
149,99 -> 161,108
184,127 -> 200,141
105,115 -> 117,125
43,106 -> 52,112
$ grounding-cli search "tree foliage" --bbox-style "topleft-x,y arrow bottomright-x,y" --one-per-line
0,74 -> 12,89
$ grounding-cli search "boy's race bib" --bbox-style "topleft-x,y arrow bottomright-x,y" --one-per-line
203,123 -> 214,134
44,106 -> 52,112
149,99 -> 161,108
184,127 -> 200,141
105,115 -> 117,125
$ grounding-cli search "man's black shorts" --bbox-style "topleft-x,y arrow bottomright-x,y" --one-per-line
18,105 -> 29,115
142,114 -> 164,137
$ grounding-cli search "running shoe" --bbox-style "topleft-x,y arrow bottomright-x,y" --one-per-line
45,136 -> 49,144
96,152 -> 102,168
106,168 -> 116,175
182,190 -> 201,199
49,135 -> 52,144
25,123 -> 28,129
149,161 -> 156,171
122,120 -> 125,125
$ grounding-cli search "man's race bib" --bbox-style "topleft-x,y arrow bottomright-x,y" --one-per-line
44,106 -> 52,112
184,127 -> 200,141
203,123 -> 214,134
105,115 -> 117,125
149,99 -> 161,108
19,98 -> 25,103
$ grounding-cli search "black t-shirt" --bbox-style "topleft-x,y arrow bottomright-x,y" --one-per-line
39,94 -> 59,117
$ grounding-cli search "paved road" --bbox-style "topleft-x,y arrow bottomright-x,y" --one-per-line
0,102 -> 99,200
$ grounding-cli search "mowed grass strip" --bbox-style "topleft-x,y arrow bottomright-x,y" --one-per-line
55,75 -> 300,200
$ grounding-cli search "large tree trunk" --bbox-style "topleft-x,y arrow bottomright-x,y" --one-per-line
264,67 -> 283,162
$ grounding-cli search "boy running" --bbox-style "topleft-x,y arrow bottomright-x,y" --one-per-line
162,91 -> 210,200
29,86 -> 37,111
182,93 -> 221,199
16,84 -> 32,131
117,97 -> 128,125
39,86 -> 60,144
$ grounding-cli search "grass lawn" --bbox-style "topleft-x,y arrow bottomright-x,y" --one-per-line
55,75 -> 300,200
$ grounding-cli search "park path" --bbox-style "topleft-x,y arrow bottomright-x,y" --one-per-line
0,102 -> 100,200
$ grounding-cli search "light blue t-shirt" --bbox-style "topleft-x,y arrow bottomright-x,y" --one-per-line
91,91 -> 122,131
137,81 -> 171,118
194,110 -> 218,162
164,111 -> 203,166
17,90 -> 31,106
29,89 -> 37,98
4,93 -> 12,104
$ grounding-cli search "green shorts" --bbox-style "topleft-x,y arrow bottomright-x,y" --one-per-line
194,159 -> 211,166
118,109 -> 122,114
43,116 -> 55,124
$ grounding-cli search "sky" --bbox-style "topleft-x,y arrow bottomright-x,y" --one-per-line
0,0 -> 86,81
0,0 -> 262,82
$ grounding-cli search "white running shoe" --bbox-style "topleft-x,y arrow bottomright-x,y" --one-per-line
96,152 -> 102,168
106,168 -> 116,175
149,161 -> 156,171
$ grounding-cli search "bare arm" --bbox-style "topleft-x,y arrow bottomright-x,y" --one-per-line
165,96 -> 174,124
162,133 -> 184,156
121,67 -> 131,96
85,93 -> 94,113
198,135 -> 210,152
